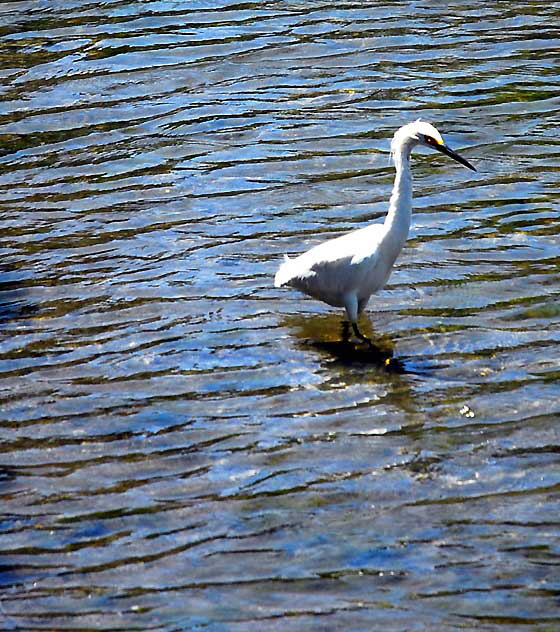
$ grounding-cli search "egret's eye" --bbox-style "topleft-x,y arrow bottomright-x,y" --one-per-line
423,135 -> 438,146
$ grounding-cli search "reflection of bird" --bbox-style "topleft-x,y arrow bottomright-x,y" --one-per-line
274,120 -> 476,341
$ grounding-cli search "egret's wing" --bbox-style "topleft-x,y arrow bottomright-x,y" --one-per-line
275,223 -> 386,287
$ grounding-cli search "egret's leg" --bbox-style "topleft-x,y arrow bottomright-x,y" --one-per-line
344,293 -> 370,342
344,292 -> 358,324
357,296 -> 369,315
341,320 -> 352,343
354,296 -> 374,341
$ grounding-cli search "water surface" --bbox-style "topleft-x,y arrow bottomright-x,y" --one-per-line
1,2 -> 560,630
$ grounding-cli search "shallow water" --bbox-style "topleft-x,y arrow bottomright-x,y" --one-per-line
1,2 -> 560,630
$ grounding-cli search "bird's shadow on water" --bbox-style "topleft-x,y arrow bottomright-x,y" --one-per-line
281,314 -> 409,373
281,313 -> 438,377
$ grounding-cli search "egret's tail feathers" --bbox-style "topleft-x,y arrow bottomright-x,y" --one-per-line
274,254 -> 315,287
274,255 -> 292,287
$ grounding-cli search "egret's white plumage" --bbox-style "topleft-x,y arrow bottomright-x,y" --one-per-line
274,121 -> 475,340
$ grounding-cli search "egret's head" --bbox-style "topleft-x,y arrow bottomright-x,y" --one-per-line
392,120 -> 476,171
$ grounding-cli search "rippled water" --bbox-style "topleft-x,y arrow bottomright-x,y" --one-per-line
1,2 -> 560,630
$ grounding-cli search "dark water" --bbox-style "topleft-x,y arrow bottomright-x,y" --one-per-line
1,2 -> 560,630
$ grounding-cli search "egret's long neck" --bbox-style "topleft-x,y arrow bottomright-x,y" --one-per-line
384,141 -> 413,244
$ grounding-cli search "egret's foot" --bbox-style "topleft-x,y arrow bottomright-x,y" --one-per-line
351,321 -> 373,344
341,320 -> 370,345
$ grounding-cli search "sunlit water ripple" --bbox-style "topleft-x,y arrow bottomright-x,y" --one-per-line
1,2 -> 559,630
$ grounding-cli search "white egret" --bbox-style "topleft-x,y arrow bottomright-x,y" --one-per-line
274,120 -> 476,341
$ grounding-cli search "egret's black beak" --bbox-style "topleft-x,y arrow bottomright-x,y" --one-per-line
434,142 -> 476,172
